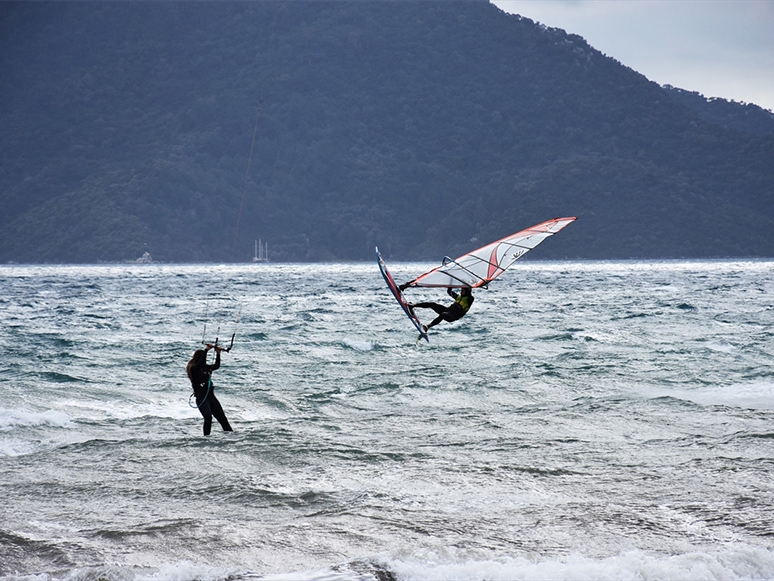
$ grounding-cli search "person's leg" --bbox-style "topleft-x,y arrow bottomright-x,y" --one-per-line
209,394 -> 233,432
425,304 -> 464,329
412,302 -> 446,316
198,399 -> 214,436
426,314 -> 445,329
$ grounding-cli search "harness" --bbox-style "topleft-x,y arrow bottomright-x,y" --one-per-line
188,376 -> 212,409
455,293 -> 473,313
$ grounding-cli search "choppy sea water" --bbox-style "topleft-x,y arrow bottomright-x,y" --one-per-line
1,260 -> 773,581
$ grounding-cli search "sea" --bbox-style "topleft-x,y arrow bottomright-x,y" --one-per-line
2,260 -> 774,581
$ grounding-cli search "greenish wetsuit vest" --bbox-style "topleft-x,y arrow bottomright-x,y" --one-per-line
454,292 -> 473,313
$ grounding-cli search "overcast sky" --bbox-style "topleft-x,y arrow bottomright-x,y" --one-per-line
491,0 -> 774,112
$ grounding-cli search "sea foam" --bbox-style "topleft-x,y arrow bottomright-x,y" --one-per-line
381,545 -> 774,581
0,408 -> 73,430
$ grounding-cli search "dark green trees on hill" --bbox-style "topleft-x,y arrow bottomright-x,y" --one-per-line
1,0 -> 773,263
663,85 -> 774,136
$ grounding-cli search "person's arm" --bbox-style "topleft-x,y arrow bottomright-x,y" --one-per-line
447,287 -> 459,300
203,344 -> 221,372
211,346 -> 222,371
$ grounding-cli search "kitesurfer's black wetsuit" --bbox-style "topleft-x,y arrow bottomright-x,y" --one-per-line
412,288 -> 474,330
188,349 -> 232,436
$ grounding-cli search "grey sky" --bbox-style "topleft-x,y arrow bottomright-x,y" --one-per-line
491,0 -> 774,111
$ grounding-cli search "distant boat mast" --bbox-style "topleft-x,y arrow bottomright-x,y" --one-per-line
253,239 -> 268,263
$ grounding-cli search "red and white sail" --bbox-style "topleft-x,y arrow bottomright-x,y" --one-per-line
406,217 -> 576,289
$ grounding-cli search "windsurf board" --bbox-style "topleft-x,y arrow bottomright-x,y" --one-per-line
376,247 -> 429,342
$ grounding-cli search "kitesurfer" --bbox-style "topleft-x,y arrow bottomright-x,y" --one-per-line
409,286 -> 474,332
186,344 -> 233,436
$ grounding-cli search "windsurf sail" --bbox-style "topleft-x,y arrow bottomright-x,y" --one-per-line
404,217 -> 576,289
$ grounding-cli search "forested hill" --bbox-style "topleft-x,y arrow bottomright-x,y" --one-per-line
662,86 -> 774,137
1,1 -> 773,263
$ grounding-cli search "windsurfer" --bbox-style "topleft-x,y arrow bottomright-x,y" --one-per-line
186,344 -> 233,436
409,286 -> 474,332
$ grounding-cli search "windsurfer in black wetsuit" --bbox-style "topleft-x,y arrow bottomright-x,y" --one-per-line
186,344 -> 233,436
408,286 -> 474,332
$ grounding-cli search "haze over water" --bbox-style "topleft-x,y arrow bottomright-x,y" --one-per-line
2,261 -> 773,580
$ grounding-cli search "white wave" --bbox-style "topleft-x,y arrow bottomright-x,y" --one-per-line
0,438 -> 38,457
51,398 -> 197,422
0,408 -> 74,430
259,568 -> 375,581
704,342 -> 737,354
0,564 -> 371,581
0,562 -> 234,581
382,545 -> 774,581
342,338 -> 373,352
657,382 -> 774,410
133,561 -> 231,581
4,549 -> 773,581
